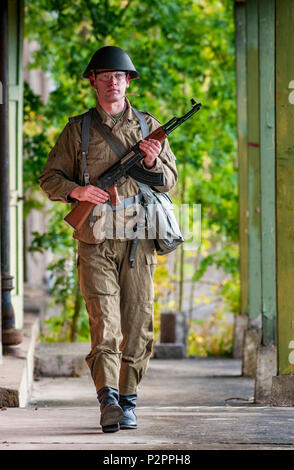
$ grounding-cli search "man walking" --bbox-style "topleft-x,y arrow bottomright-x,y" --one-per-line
39,46 -> 178,432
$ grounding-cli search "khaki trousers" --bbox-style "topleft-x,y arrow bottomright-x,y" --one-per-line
77,238 -> 157,395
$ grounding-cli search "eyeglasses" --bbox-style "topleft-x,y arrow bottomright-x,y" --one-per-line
95,71 -> 127,82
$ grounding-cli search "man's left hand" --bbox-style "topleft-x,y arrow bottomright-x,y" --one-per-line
139,139 -> 162,168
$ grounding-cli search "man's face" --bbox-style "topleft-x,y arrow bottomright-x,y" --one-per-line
92,69 -> 130,104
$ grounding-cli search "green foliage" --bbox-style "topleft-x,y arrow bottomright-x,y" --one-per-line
24,0 -> 238,345
22,82 -> 51,217
187,310 -> 234,357
220,275 -> 240,316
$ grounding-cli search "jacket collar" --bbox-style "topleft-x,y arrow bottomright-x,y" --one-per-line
95,98 -> 141,126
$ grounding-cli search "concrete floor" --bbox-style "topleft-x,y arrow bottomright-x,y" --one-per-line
1,357 -> 294,452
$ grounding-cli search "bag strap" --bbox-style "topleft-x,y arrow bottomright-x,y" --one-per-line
131,109 -> 152,195
132,107 -> 149,138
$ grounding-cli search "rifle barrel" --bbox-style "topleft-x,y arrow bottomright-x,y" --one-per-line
163,102 -> 202,136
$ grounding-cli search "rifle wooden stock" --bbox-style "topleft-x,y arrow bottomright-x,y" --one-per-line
64,184 -> 120,231
64,200 -> 96,231
107,184 -> 121,206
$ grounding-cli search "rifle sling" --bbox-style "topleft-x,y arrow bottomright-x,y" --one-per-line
81,111 -> 91,185
91,107 -> 126,159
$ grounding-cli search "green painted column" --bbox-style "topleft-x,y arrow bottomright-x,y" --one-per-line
235,1 -> 248,318
276,0 -> 294,375
259,0 -> 276,346
246,0 -> 262,324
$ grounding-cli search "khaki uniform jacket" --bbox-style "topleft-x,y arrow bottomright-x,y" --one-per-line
39,99 -> 178,244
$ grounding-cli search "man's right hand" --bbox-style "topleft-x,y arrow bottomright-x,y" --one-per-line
69,185 -> 109,205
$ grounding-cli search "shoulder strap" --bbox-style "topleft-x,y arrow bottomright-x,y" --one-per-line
81,110 -> 92,185
81,110 -> 91,155
132,108 -> 149,139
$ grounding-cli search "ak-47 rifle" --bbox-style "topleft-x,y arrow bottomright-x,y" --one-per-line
64,99 -> 202,231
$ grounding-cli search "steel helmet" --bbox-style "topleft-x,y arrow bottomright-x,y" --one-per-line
82,46 -> 139,79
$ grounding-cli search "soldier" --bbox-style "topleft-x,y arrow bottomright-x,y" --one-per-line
39,46 -> 178,433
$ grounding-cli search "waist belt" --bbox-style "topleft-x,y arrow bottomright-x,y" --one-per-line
106,192 -> 143,211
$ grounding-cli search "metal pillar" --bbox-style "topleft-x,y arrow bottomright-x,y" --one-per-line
0,0 -> 22,355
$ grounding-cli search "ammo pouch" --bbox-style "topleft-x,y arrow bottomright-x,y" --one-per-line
136,181 -> 184,255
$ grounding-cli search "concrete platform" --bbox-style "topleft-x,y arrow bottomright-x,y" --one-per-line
1,333 -> 294,453
0,314 -> 40,407
1,353 -> 294,451
1,405 -> 294,451
30,356 -> 255,407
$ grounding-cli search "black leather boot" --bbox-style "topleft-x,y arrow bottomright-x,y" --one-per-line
119,394 -> 137,429
97,387 -> 124,433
